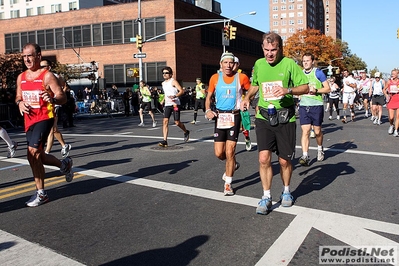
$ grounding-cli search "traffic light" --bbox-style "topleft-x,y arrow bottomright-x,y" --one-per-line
133,68 -> 139,77
223,26 -> 230,40
136,35 -> 143,49
229,26 -> 237,40
397,29 -> 399,39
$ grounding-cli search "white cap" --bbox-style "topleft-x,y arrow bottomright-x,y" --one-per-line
374,72 -> 381,78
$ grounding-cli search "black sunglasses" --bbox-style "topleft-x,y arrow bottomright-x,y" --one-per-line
162,72 -> 170,74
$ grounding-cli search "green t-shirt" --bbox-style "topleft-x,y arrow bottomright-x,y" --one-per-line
252,57 -> 308,121
301,68 -> 324,106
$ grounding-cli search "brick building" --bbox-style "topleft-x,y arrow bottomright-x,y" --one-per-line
0,0 -> 264,90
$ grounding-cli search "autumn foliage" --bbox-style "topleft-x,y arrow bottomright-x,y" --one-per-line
283,29 -> 343,67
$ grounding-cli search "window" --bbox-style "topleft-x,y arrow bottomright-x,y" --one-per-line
10,0 -> 18,4
73,26 -> 82,47
0,13 -> 4,19
37,6 -> 44,15
69,1 -> 77,10
51,4 -> 62,13
297,4 -> 303,9
55,28 -> 64,49
273,0 -> 278,3
298,19 -> 303,24
288,5 -> 294,10
92,24 -> 101,46
0,0 -> 4,6
289,20 -> 294,25
10,10 -> 20,18
281,28 -> 287,33
273,21 -> 278,26
112,21 -> 122,44
289,12 -> 294,17
289,28 -> 295,33
273,14 -> 278,19
272,6 -> 278,11
297,12 -> 303,17
281,0 -> 286,3
102,23 -> 112,45
26,8 -> 33,16
144,17 -> 166,41
37,30 -> 45,47
82,25 -> 91,46
45,29 -> 54,49
281,5 -> 286,10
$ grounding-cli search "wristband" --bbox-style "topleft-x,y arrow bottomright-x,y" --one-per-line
16,100 -> 22,106
205,109 -> 212,114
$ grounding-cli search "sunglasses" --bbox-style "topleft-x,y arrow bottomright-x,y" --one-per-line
162,72 -> 170,74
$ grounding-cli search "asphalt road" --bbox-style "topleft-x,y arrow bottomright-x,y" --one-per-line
1,107 -> 398,266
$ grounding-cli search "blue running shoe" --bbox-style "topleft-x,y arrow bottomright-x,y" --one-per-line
280,192 -> 294,207
256,197 -> 272,215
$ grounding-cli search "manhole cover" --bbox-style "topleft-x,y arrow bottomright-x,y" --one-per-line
140,145 -> 194,152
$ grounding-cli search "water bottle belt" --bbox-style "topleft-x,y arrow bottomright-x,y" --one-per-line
217,109 -> 240,114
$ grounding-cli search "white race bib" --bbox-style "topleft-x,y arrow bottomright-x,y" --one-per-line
217,113 -> 235,129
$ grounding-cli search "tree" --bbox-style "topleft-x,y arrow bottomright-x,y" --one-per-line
336,39 -> 367,72
284,29 -> 342,66
0,53 -> 24,90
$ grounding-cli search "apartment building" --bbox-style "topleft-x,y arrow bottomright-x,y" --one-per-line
269,0 -> 341,41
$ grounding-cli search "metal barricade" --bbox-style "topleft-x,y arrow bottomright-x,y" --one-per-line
0,103 -> 16,128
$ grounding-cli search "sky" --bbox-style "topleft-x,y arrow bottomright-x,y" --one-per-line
217,0 -> 399,75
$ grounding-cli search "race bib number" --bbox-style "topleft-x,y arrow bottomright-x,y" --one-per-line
217,113 -> 235,129
22,90 -> 41,108
261,81 -> 283,101
390,85 -> 398,94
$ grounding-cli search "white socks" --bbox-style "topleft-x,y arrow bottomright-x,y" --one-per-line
0,128 -> 13,147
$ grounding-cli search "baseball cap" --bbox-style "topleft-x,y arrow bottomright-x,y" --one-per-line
234,56 -> 239,63
374,72 -> 381,78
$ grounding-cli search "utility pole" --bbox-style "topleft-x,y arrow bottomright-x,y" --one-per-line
138,0 -> 143,81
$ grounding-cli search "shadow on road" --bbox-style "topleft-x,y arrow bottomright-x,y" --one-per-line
100,235 -> 209,266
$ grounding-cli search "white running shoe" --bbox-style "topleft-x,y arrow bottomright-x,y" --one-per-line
152,121 -> 157,128
394,130 -> 399,137
138,122 -> 144,127
26,191 -> 49,207
328,116 -> 332,120
60,157 -> 74,182
388,125 -> 394,135
61,144 -> 71,158
7,141 -> 17,158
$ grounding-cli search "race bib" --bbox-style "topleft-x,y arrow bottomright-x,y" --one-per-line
261,81 -> 283,101
22,90 -> 41,108
217,113 -> 235,129
390,85 -> 398,94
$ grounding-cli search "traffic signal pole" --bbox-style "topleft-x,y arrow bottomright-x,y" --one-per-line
138,0 -> 143,81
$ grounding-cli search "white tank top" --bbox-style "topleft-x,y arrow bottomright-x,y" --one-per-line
162,78 -> 181,106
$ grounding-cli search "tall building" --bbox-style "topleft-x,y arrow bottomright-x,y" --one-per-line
269,0 -> 341,41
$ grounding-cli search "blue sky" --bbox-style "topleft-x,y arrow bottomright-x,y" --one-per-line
217,0 -> 399,74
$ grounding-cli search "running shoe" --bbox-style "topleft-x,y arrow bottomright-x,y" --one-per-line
310,130 -> 316,138
299,155 -> 310,166
388,125 -> 394,135
336,116 -> 340,120
224,183 -> 234,196
317,148 -> 324,162
26,191 -> 49,207
183,130 -> 190,142
328,116 -> 332,120
394,130 -> 399,137
138,122 -> 145,127
158,140 -> 168,147
61,144 -> 71,158
280,192 -> 294,207
245,138 -> 252,151
256,196 -> 272,215
373,118 -> 378,125
377,119 -> 381,125
7,141 -> 17,158
152,121 -> 157,128
370,116 -> 375,121
60,157 -> 74,182
190,120 -> 196,124
341,118 -> 347,124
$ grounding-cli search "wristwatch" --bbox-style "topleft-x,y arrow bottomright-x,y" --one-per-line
287,88 -> 293,95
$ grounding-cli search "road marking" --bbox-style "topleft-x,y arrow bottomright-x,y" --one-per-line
71,166 -> 398,266
0,163 -> 27,171
0,169 -> 85,200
